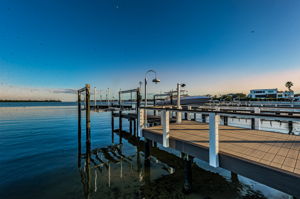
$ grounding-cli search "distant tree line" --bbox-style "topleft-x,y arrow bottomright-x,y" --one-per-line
0,100 -> 62,102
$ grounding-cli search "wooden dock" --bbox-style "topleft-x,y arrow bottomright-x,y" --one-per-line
78,84 -> 300,197
142,120 -> 300,198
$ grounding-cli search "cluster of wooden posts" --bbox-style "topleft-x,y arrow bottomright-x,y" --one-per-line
77,84 -> 92,171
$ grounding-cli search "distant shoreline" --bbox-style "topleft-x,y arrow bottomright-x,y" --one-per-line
0,100 -> 62,102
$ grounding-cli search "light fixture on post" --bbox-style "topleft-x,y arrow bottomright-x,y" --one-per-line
176,83 -> 186,124
144,69 -> 160,127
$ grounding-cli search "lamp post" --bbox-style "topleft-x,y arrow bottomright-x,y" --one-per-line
144,70 -> 160,127
176,83 -> 186,124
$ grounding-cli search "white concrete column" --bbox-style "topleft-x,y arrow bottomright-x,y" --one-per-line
254,107 -> 261,130
187,106 -> 191,120
161,110 -> 170,147
209,113 -> 220,168
176,111 -> 182,124
138,108 -> 145,137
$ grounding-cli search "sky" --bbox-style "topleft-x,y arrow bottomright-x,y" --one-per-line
0,0 -> 300,101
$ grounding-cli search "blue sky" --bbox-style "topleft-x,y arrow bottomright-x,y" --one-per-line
1,0 -> 300,100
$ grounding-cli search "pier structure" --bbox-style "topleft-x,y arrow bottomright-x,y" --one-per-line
77,84 -> 300,198
138,106 -> 300,198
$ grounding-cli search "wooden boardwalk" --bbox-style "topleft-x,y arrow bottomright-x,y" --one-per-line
143,120 -> 300,197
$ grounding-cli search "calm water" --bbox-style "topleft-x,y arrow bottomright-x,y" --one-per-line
0,103 -> 290,198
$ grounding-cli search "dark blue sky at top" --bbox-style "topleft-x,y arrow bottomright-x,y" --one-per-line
1,0 -> 300,94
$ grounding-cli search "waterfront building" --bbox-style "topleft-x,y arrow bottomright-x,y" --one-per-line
248,89 -> 294,99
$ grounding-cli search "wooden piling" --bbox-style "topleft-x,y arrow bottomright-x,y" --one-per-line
111,110 -> 114,143
133,119 -> 137,137
251,118 -> 255,130
231,172 -> 239,184
183,153 -> 193,193
184,112 -> 188,120
77,91 -> 82,168
119,110 -> 122,143
224,116 -> 228,126
85,84 -> 91,167
129,119 -> 133,134
144,139 -> 151,168
202,114 -> 206,123
288,113 -> 293,134
136,88 -> 141,136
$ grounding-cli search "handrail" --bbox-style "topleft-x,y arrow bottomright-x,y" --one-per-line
140,106 -> 300,122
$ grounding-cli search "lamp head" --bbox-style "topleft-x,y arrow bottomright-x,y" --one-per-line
181,83 -> 186,87
152,78 -> 160,84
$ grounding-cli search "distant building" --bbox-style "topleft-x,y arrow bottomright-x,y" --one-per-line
248,89 -> 294,99
294,94 -> 300,101
277,91 -> 294,99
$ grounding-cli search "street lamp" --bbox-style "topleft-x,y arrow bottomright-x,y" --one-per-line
145,70 -> 160,107
144,69 -> 160,126
176,83 -> 186,124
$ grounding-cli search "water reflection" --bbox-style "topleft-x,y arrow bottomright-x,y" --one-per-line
78,124 -> 270,198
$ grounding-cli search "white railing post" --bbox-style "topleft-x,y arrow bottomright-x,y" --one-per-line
138,108 -> 145,137
176,110 -> 182,124
161,110 -> 170,147
187,106 -> 191,120
254,107 -> 261,130
209,113 -> 220,168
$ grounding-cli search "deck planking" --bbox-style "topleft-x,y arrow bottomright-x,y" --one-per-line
143,120 -> 300,176
143,120 -> 300,196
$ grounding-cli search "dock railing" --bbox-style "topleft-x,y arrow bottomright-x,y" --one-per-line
138,106 -> 300,168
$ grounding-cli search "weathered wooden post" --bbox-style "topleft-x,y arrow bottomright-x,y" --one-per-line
182,153 -> 193,193
144,138 -> 151,168
161,110 -> 170,147
193,113 -> 196,121
111,110 -> 114,143
224,116 -> 228,126
136,88 -> 142,137
133,119 -> 137,137
251,116 -> 255,130
209,112 -> 220,168
288,113 -> 293,134
202,114 -> 206,123
118,90 -> 122,142
119,110 -> 122,143
77,90 -> 82,168
231,172 -> 239,184
129,119 -> 133,134
85,84 -> 91,167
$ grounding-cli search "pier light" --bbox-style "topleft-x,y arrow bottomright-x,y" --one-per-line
176,83 -> 186,124
144,69 -> 160,126
152,78 -> 160,84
